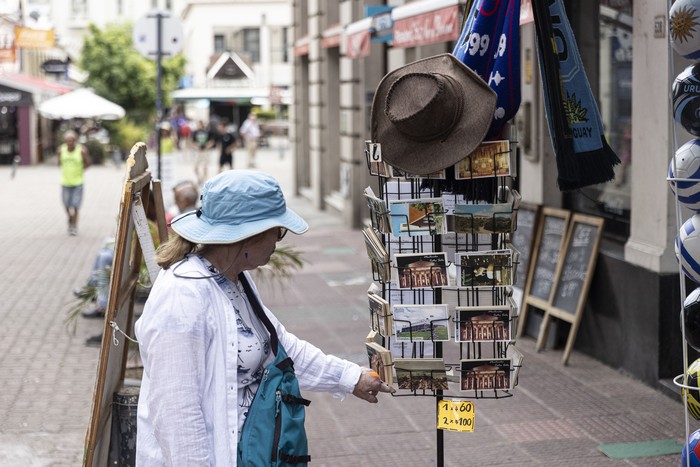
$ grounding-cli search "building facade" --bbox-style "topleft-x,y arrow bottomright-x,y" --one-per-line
291,0 -> 683,390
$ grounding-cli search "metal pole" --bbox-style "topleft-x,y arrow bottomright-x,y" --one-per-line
155,12 -> 163,180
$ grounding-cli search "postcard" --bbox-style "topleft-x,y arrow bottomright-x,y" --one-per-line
366,342 -> 394,385
388,198 -> 447,237
392,303 -> 450,342
394,252 -> 450,289
362,227 -> 391,283
363,186 -> 392,234
394,358 -> 448,391
455,249 -> 513,288
454,140 -> 511,180
460,358 -> 512,391
368,292 -> 392,337
455,306 -> 512,343
451,202 -> 513,234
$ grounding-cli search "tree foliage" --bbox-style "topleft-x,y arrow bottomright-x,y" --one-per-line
80,23 -> 186,124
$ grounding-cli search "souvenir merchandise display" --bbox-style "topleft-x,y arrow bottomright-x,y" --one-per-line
668,3 -> 700,464
362,52 -> 525,419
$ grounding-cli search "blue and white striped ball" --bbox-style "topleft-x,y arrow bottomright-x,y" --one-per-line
671,0 -> 700,59
676,214 -> 700,283
673,64 -> 700,136
670,139 -> 700,211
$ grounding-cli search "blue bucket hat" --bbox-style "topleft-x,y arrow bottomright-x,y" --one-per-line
171,170 -> 308,244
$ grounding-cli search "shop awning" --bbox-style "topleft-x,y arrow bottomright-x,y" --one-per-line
344,17 -> 372,59
171,87 -> 270,104
294,35 -> 310,57
0,73 -> 72,102
391,0 -> 461,48
321,24 -> 344,49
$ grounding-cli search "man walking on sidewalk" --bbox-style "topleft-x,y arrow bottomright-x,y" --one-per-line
239,112 -> 261,168
58,130 -> 91,236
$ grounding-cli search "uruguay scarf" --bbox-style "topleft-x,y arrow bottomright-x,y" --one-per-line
452,0 -> 521,140
531,0 -> 620,191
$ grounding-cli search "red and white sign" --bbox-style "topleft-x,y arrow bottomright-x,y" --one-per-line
322,24 -> 343,49
520,0 -> 534,25
344,18 -> 371,59
392,4 -> 460,48
294,35 -> 309,57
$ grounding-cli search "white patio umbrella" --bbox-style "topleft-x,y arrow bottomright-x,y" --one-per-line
38,88 -> 126,120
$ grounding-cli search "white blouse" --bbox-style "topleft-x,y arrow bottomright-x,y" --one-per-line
134,255 -> 361,466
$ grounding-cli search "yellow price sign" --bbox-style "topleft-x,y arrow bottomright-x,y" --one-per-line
437,399 -> 474,432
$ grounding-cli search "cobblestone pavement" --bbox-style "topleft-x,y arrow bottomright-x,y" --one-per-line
0,140 -> 693,466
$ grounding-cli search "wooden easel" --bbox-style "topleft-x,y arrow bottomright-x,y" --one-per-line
83,142 -> 168,466
536,214 -> 604,365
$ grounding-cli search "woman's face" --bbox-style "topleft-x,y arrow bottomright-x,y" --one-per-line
243,228 -> 284,270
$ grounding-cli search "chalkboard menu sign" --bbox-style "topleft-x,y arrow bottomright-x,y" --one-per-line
551,216 -> 603,314
536,213 -> 604,365
527,208 -> 570,305
510,203 -> 539,289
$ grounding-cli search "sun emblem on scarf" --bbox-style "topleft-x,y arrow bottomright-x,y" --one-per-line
563,93 -> 588,124
671,5 -> 700,43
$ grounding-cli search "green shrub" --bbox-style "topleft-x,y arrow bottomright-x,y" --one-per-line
105,118 -> 149,155
252,108 -> 276,121
84,139 -> 106,165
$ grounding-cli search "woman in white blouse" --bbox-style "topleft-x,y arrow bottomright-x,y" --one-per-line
134,170 -> 393,466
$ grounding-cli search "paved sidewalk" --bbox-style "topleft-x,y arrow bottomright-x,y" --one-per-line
0,140 -> 693,466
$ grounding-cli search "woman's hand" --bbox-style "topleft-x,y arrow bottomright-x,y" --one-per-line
352,367 -> 396,403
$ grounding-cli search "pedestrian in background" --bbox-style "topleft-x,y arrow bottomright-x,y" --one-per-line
216,121 -> 238,173
135,170 -> 394,465
191,120 -> 214,184
165,180 -> 199,229
239,112 -> 261,168
58,130 -> 91,236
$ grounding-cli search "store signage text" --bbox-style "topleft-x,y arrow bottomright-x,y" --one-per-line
392,5 -> 459,48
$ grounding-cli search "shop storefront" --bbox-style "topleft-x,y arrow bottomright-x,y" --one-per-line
0,73 -> 71,165
292,0 -> 680,389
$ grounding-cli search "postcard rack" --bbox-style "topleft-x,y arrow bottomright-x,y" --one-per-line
362,130 -> 524,403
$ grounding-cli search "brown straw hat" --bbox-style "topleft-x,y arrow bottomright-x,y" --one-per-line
370,53 -> 497,175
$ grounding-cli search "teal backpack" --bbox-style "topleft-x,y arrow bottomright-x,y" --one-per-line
237,274 -> 312,466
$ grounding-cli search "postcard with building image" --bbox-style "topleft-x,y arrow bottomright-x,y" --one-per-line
455,249 -> 513,288
394,252 -> 450,289
365,342 -> 394,385
454,140 -> 511,180
452,202 -> 513,234
392,304 -> 450,342
394,358 -> 448,391
455,306 -> 513,343
368,291 -> 392,337
460,358 -> 512,391
388,198 -> 446,237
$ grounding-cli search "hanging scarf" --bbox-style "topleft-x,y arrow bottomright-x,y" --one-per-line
452,0 -> 521,140
531,0 -> 620,191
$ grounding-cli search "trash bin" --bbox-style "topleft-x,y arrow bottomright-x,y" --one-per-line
108,386 -> 139,466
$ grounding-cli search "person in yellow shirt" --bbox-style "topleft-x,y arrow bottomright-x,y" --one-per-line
58,130 -> 91,236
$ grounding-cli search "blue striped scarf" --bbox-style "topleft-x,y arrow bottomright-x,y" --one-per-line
532,0 -> 620,190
